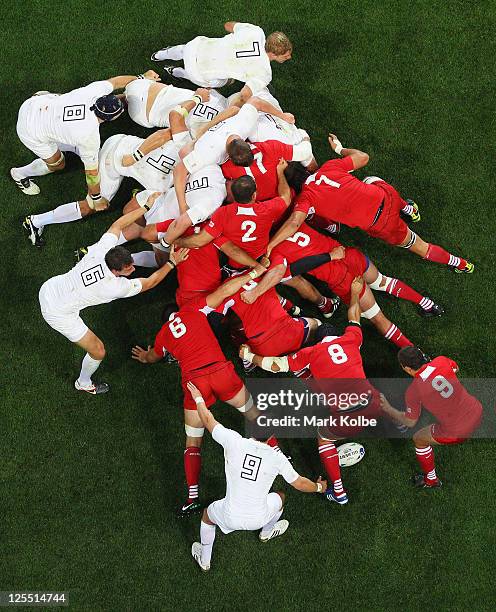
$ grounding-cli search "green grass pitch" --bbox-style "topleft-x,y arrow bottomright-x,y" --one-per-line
1,1 -> 495,610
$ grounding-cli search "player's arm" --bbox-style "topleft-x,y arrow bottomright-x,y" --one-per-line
240,263 -> 286,304
290,475 -> 327,493
328,133 -> 369,170
137,246 -> 189,293
106,192 -> 161,236
174,227 -> 214,248
121,129 -> 172,167
173,160 -> 191,216
108,70 -> 160,91
247,96 -> 295,124
224,21 -> 238,32
131,345 -> 163,364
160,212 -> 193,246
187,382 -> 219,433
289,246 -> 346,277
276,158 -> 291,206
194,105 -> 240,140
266,210 -> 306,256
347,276 -> 363,323
380,395 -> 418,428
239,345 -> 289,373
219,241 -> 260,268
206,265 -> 266,309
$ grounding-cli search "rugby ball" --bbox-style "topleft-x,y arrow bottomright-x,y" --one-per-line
337,442 -> 365,467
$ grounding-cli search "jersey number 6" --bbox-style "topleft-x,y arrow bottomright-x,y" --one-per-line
169,316 -> 187,338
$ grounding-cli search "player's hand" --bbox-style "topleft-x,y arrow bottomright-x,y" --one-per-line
277,158 -> 289,173
169,245 -> 189,266
328,133 -> 342,151
239,344 -> 252,360
93,196 -> 109,211
379,393 -> 392,413
316,476 -> 327,493
253,262 -> 267,278
121,154 -> 135,167
240,290 -> 257,305
187,381 -> 204,402
259,254 -> 270,268
195,87 -> 210,102
350,276 -> 364,296
281,112 -> 295,124
330,246 -> 346,260
143,69 -> 161,81
132,345 -> 151,363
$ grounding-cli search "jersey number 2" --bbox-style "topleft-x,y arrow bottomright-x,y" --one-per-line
241,220 -> 257,242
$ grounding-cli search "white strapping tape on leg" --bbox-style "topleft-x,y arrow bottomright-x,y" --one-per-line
361,302 -> 381,319
185,424 -> 205,437
236,396 -> 254,413
401,231 -> 417,249
46,152 -> 65,168
368,273 -> 384,290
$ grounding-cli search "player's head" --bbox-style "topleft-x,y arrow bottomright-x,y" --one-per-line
161,303 -> 178,323
90,95 -> 125,122
226,139 -> 254,166
314,323 -> 340,343
265,32 -> 292,62
397,346 -> 430,376
105,246 -> 135,276
231,176 -> 257,204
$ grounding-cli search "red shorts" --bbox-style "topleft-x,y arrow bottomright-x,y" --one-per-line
250,317 -> 307,356
367,181 -> 409,246
312,247 -> 368,304
176,289 -> 208,308
182,361 -> 244,410
431,401 -> 483,444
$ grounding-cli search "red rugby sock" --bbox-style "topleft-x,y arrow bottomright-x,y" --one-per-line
184,446 -> 201,502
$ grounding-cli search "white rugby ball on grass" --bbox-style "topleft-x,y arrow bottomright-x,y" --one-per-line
337,442 -> 365,467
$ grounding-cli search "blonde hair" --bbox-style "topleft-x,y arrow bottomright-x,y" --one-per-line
265,32 -> 292,56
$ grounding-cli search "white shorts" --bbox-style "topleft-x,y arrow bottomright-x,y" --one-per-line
99,134 -> 125,201
207,492 -> 282,535
183,37 -> 228,88
125,79 -> 154,128
39,281 -> 88,343
140,189 -> 180,225
17,97 -> 58,159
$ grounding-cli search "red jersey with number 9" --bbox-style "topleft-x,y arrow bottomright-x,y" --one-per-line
294,157 -> 384,229
405,356 -> 483,435
153,298 -> 227,378
221,140 -> 294,201
205,197 -> 287,266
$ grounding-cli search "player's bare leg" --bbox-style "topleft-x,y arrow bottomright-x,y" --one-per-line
411,425 -> 442,488
74,329 -> 109,395
179,409 -> 205,516
363,260 -> 443,317
399,229 -> 474,273
259,492 -> 288,542
360,286 -> 413,348
284,276 -> 340,318
192,508 -> 216,571
11,149 -> 65,196
317,434 -> 348,504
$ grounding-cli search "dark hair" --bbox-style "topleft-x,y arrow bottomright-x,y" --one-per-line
227,139 -> 254,166
314,323 -> 339,343
231,175 -> 256,204
161,303 -> 178,323
397,346 -> 430,370
284,161 -> 311,193
104,246 -> 133,271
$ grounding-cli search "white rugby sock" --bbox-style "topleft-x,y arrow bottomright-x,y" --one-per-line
13,159 -> 50,179
260,509 -> 283,538
200,521 -> 216,566
132,251 -> 158,268
155,44 -> 185,61
32,202 -> 82,228
78,353 -> 102,387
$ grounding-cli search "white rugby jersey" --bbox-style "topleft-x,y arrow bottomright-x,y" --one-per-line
186,90 -> 228,139
212,424 -> 299,522
41,233 -> 141,311
184,103 -> 258,173
112,134 -> 180,192
196,23 -> 272,94
246,88 -> 304,145
142,164 -> 226,225
24,80 -> 112,166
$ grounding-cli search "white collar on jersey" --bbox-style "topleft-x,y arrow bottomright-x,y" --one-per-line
236,206 -> 256,215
